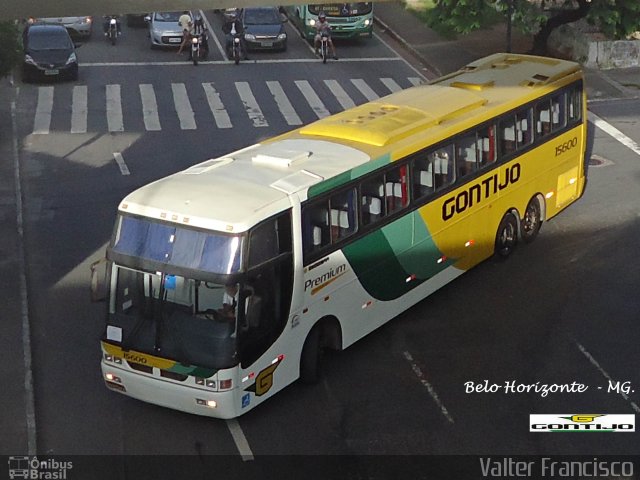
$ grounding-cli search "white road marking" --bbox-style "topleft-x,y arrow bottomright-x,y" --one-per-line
381,77 -> 402,93
113,152 -> 130,175
408,77 -> 424,86
12,97 -> 38,454
574,340 -> 640,413
226,419 -> 254,461
199,10 -> 226,59
324,79 -> 356,110
203,83 -> 232,129
267,81 -> 302,126
70,85 -> 87,134
295,80 -> 330,119
403,351 -> 455,423
171,83 -> 196,130
235,82 -> 268,127
106,84 -> 124,132
351,79 -> 379,101
589,111 -> 640,157
33,86 -> 53,134
139,84 -> 161,131
79,57 -> 405,67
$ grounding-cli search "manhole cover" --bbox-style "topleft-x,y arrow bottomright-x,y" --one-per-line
589,157 -> 603,166
588,154 -> 613,167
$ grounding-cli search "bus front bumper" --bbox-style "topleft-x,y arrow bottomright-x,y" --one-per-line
101,361 -> 239,419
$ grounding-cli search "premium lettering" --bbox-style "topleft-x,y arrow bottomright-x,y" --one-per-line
442,163 -> 521,221
304,263 -> 347,293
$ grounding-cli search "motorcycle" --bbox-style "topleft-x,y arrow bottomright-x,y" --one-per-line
106,17 -> 118,45
320,32 -> 329,64
231,34 -> 242,64
191,34 -> 204,65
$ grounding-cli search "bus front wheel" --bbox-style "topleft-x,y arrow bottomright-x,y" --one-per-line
495,212 -> 518,258
300,325 -> 323,384
521,197 -> 542,243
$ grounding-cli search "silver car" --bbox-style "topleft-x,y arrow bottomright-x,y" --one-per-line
146,11 -> 192,48
30,16 -> 93,38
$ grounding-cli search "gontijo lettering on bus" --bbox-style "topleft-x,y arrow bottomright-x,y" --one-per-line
305,263 -> 348,295
442,163 -> 521,221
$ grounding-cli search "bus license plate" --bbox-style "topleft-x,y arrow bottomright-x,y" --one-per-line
44,69 -> 59,75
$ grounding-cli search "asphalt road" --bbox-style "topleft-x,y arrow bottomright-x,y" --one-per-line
1,8 -> 639,477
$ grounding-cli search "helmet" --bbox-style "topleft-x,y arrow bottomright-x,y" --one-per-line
318,12 -> 326,21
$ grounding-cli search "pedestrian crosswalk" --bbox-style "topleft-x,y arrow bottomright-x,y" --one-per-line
28,76 -> 425,135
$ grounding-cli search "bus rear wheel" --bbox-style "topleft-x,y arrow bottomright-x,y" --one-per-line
300,325 -> 323,384
495,212 -> 518,258
521,197 -> 542,243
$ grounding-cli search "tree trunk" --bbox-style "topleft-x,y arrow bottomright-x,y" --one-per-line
530,0 -> 591,56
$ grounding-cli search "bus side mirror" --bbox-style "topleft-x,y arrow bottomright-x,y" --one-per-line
90,258 -> 108,302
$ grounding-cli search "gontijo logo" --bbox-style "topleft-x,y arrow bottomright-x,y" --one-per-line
530,414 -> 635,432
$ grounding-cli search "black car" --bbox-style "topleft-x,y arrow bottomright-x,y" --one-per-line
240,7 -> 287,52
23,24 -> 78,82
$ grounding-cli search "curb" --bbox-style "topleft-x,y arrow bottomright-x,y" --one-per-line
373,14 -> 442,78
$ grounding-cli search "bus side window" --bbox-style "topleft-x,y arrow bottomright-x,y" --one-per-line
456,133 -> 478,179
499,117 -> 517,156
361,175 -> 386,225
385,165 -> 408,214
567,86 -> 582,123
535,100 -> 552,138
302,202 -> 331,255
516,108 -> 533,148
328,188 -> 357,242
431,144 -> 454,190
478,126 -> 496,168
551,93 -> 566,131
412,155 -> 434,200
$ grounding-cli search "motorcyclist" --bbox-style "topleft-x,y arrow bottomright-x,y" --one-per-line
102,15 -> 121,35
192,13 -> 209,55
222,10 -> 249,60
313,12 -> 338,60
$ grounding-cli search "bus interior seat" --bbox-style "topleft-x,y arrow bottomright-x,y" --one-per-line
418,169 -> 433,196
537,109 -> 550,134
330,208 -> 350,240
312,225 -> 322,247
362,196 -> 382,223
502,125 -> 516,153
244,293 -> 262,329
385,182 -> 404,211
518,118 -> 529,144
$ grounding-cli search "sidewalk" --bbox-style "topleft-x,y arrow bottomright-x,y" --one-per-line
373,0 -> 640,101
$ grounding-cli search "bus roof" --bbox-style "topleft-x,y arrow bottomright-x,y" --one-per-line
120,53 -> 582,233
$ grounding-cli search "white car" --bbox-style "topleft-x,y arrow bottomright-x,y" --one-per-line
146,11 -> 192,48
30,16 -> 93,38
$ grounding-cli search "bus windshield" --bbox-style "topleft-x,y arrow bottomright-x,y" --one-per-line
110,215 -> 244,276
107,266 -> 255,369
309,2 -> 372,16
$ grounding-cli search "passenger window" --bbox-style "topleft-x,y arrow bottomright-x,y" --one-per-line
412,155 -> 434,201
551,93 -> 566,131
478,125 -> 496,168
535,99 -> 552,138
516,108 -> 533,148
328,188 -> 357,242
456,133 -> 478,179
361,174 -> 385,226
567,86 -> 582,123
384,165 -> 408,214
302,202 -> 331,256
429,144 -> 454,190
499,116 -> 517,156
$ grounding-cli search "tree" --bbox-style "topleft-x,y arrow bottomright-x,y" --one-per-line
0,21 -> 21,79
426,0 -> 640,56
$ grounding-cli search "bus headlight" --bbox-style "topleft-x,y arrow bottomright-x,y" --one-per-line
196,398 -> 217,408
105,372 -> 122,383
364,19 -> 371,26
195,377 -> 216,389
308,19 -> 316,26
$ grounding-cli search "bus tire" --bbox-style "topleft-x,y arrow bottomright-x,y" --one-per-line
494,212 -> 518,258
300,325 -> 322,384
521,197 -> 542,243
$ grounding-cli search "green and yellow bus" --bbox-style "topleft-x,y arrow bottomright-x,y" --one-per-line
94,53 -> 588,419
285,3 -> 373,41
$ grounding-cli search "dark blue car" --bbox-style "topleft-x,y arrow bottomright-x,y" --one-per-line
240,7 -> 288,52
23,24 -> 79,82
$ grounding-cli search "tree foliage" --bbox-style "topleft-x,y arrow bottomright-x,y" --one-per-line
426,0 -> 640,55
0,21 -> 21,79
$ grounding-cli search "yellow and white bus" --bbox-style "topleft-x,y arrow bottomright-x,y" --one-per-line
94,53 -> 588,419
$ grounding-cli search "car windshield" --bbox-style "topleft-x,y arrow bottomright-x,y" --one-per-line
244,8 -> 281,25
154,12 -> 182,22
107,266 -> 254,369
28,31 -> 72,50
